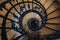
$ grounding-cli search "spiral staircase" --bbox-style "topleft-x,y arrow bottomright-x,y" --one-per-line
0,0 -> 60,40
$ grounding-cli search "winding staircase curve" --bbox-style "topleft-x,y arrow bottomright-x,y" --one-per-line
0,0 -> 60,40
